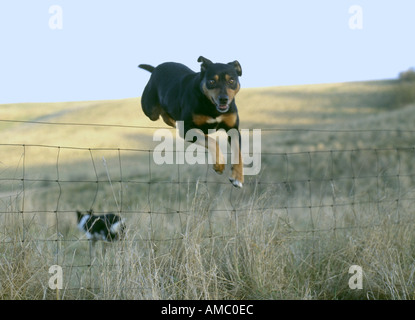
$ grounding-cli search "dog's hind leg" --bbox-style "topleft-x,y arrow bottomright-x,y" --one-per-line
161,110 -> 176,128
141,85 -> 162,121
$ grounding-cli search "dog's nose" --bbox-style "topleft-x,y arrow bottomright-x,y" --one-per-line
218,95 -> 229,105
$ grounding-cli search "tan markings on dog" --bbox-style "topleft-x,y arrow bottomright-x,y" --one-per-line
201,81 -> 220,104
206,116 -> 222,124
201,74 -> 240,110
192,114 -> 212,126
221,113 -> 237,127
192,113 -> 237,126
205,135 -> 225,173
226,83 -> 240,104
225,75 -> 240,91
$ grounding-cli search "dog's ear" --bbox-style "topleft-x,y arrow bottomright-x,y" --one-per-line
76,210 -> 83,220
198,56 -> 213,72
228,60 -> 242,77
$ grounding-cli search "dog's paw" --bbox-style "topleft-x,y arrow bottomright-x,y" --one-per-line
213,163 -> 225,175
229,178 -> 243,188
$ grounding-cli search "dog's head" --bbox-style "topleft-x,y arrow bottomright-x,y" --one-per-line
198,56 -> 242,113
76,209 -> 93,222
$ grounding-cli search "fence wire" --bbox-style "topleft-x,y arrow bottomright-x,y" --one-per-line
1,119 -> 415,296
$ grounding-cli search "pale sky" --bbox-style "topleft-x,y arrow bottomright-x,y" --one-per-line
0,0 -> 414,104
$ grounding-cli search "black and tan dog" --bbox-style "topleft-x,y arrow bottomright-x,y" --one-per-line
138,56 -> 244,188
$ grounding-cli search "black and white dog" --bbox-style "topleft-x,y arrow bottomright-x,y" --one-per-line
76,210 -> 126,243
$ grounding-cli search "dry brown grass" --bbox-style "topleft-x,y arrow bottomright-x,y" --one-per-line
1,78 -> 415,300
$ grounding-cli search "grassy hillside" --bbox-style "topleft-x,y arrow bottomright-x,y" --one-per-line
1,78 -> 415,300
1,79 -> 412,149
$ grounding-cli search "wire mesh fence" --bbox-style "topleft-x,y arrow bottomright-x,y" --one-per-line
1,119 -> 415,298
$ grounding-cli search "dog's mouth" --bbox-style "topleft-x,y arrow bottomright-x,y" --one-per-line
216,104 -> 229,113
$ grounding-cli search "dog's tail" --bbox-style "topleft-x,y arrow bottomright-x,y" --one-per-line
138,64 -> 155,73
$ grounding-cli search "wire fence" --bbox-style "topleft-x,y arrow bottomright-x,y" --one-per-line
1,118 -> 415,296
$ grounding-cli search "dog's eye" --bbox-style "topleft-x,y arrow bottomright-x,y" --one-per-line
228,78 -> 235,85
208,79 -> 216,86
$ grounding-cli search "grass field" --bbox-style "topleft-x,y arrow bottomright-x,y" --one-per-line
1,77 -> 415,299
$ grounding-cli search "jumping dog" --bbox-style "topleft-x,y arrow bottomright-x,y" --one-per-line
138,56 -> 243,188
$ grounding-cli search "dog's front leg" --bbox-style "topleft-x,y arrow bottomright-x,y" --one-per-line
205,135 -> 225,174
228,130 -> 244,188
179,124 -> 225,175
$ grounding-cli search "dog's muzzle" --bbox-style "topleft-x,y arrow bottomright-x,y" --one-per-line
216,96 -> 230,113
217,104 -> 230,113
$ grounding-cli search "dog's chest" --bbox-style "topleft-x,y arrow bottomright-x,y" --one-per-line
206,116 -> 224,124
192,113 -> 237,127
